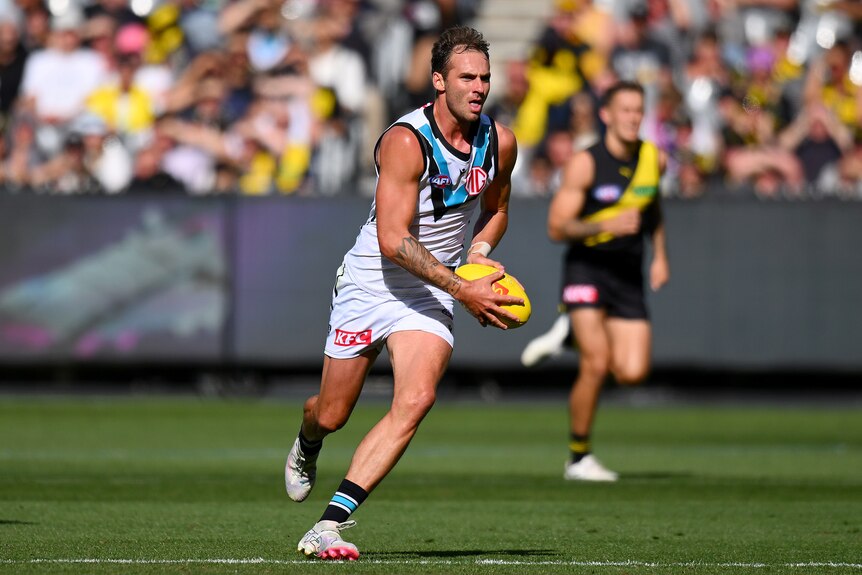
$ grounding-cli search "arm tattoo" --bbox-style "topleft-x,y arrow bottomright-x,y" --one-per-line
445,274 -> 462,296
392,236 -> 461,295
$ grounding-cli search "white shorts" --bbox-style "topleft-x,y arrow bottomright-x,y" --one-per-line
324,265 -> 456,359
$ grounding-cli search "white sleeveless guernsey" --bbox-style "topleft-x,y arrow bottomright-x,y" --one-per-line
342,103 -> 500,300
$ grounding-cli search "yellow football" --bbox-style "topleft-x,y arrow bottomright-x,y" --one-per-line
455,263 -> 531,328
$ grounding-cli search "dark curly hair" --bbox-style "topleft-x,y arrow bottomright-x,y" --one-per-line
431,26 -> 490,77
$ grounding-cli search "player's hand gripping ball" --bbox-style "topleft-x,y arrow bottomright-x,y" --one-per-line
455,264 -> 531,328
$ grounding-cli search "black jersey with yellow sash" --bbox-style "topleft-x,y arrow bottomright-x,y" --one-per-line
566,139 -> 661,262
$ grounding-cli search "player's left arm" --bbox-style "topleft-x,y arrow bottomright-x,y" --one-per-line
466,124 -> 518,269
649,151 -> 670,292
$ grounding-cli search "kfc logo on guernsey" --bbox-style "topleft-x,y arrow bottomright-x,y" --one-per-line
334,329 -> 372,346
563,284 -> 599,304
465,167 -> 488,196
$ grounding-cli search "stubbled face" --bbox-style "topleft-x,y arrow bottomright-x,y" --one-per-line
434,48 -> 490,124
601,89 -> 644,144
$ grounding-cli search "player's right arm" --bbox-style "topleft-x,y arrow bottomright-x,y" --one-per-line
548,150 -> 640,242
375,126 -> 522,329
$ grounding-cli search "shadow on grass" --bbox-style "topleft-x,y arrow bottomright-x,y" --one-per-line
371,549 -> 558,559
0,519 -> 36,525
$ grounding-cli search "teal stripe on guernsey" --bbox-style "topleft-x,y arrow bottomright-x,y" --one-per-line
471,118 -> 489,170
331,494 -> 357,512
418,124 -> 451,182
418,123 -> 468,209
418,115 -> 493,211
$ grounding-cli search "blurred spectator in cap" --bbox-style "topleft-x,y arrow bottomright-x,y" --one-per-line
0,1 -> 27,125
86,28 -> 157,154
72,111 -> 134,193
113,22 -> 174,113
18,3 -> 108,157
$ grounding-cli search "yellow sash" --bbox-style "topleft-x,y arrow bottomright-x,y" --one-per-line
582,141 -> 659,246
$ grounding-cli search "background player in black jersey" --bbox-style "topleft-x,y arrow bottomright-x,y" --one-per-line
524,81 -> 669,481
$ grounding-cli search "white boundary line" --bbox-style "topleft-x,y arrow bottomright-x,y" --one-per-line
1,558 -> 860,569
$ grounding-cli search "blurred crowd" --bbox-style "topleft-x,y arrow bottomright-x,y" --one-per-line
501,0 -> 862,200
0,0 -> 480,196
0,0 -> 859,199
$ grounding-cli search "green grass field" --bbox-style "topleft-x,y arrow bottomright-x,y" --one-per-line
0,394 -> 860,574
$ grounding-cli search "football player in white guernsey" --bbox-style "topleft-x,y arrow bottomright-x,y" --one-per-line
286,26 -> 521,560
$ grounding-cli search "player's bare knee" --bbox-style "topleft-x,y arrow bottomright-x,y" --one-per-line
302,396 -> 319,420
580,352 -> 611,381
315,405 -> 352,435
613,365 -> 648,386
395,388 -> 437,425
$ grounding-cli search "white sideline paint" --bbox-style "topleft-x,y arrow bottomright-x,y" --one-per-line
1,558 -> 860,569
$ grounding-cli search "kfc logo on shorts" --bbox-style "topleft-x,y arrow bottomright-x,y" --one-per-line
430,174 -> 451,188
563,284 -> 599,304
334,329 -> 372,346
465,167 -> 488,196
594,185 -> 622,202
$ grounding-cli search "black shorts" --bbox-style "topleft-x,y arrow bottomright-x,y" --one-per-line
560,254 -> 648,320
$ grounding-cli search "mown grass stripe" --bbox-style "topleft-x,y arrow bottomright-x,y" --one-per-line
1,558 -> 860,569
